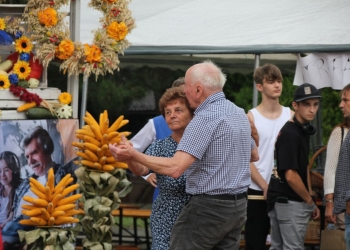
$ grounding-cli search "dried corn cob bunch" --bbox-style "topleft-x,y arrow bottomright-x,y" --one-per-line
19,168 -> 82,227
73,110 -> 130,172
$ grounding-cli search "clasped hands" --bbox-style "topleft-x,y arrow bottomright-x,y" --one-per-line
109,135 -> 134,162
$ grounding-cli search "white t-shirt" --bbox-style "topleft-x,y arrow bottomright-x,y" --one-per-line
249,107 -> 291,191
16,175 -> 47,218
0,195 -> 9,224
130,119 -> 156,153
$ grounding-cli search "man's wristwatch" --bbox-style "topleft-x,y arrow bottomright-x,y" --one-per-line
325,199 -> 333,203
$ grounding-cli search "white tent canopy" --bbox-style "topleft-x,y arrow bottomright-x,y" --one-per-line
79,0 -> 350,54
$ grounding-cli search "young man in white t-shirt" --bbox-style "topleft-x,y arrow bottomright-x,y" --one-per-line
245,64 -> 294,250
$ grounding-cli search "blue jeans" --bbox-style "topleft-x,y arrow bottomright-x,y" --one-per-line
345,213 -> 350,250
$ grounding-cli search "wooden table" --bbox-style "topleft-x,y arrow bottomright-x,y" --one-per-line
113,204 -> 141,245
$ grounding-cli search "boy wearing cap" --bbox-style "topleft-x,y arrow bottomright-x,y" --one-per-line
266,83 -> 321,250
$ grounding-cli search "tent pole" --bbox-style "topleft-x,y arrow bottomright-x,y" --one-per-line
253,54 -> 260,107
80,77 -> 89,128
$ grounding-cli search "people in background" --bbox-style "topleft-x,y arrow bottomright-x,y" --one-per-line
332,83 -> 350,249
110,60 -> 259,249
245,64 -> 293,250
0,151 -> 22,229
2,126 -> 77,245
267,83 -> 321,250
324,84 -> 350,231
130,77 -> 185,201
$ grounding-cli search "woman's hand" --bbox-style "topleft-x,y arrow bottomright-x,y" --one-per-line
146,173 -> 157,188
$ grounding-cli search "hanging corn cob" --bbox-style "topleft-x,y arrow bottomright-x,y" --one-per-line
19,168 -> 83,226
73,110 -> 130,172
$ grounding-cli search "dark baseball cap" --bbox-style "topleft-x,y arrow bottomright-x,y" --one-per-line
294,83 -> 321,102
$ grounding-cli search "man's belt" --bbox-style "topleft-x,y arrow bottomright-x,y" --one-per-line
195,192 -> 247,201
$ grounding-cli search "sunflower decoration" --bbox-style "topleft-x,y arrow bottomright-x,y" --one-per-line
21,0 -> 135,80
0,73 -> 11,89
14,36 -> 33,53
13,61 -> 31,80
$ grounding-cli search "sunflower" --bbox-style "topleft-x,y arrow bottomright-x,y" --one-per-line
55,39 -> 74,60
15,36 -> 33,53
107,21 -> 128,41
38,8 -> 58,27
0,18 -> 6,30
13,61 -> 31,80
58,92 -> 72,105
84,44 -> 101,63
0,74 -> 10,89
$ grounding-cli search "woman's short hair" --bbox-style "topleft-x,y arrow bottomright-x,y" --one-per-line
159,87 -> 192,117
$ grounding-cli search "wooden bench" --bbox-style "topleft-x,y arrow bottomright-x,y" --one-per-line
111,208 -> 152,250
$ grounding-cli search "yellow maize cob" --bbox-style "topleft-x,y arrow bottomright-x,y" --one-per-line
75,151 -> 91,161
102,165 -> 114,171
30,217 -> 47,226
112,162 -> 128,169
54,174 -> 72,193
64,209 -> 84,216
23,196 -> 48,207
106,115 -> 124,134
48,217 -> 55,226
47,202 -> 54,214
117,120 -> 129,130
76,128 -> 95,138
84,149 -> 98,162
30,187 -> 46,200
51,210 -> 65,218
47,168 -> 55,192
54,204 -> 76,212
29,178 -> 46,193
101,133 -> 108,146
22,204 -> 40,210
90,125 -> 103,140
22,208 -> 42,217
106,156 -> 116,163
52,194 -> 64,208
45,186 -> 52,202
57,194 -> 82,206
82,135 -> 101,147
99,156 -> 107,166
41,208 -> 51,221
54,216 -> 75,225
61,184 -> 79,197
107,131 -> 119,140
83,142 -> 99,152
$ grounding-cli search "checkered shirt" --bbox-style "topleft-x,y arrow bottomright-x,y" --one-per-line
334,132 -> 350,214
177,91 -> 253,195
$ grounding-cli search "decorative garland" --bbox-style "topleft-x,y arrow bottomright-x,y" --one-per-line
22,0 -> 135,80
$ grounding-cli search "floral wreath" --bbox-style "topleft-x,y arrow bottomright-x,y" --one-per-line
23,0 -> 135,80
